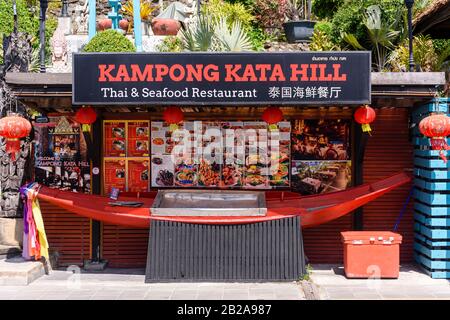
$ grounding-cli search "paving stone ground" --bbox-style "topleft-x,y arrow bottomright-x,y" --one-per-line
0,268 -> 306,300
1,263 -> 449,300
310,264 -> 450,300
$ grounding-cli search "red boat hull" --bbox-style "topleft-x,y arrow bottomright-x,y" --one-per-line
36,172 -> 411,228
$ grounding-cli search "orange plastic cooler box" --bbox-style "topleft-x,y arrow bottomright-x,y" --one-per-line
341,231 -> 402,279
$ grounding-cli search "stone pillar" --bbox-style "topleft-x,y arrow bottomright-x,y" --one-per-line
412,98 -> 450,279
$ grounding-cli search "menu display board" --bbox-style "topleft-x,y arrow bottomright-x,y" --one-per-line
127,121 -> 150,157
104,121 -> 126,157
128,159 -> 150,192
33,115 -> 91,193
150,121 -> 291,189
291,119 -> 351,195
103,159 -> 126,194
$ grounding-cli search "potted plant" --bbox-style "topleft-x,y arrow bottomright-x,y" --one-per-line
283,0 -> 316,43
122,0 -> 158,36
151,2 -> 187,36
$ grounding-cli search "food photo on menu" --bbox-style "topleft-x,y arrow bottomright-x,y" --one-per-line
291,119 -> 350,161
291,160 -> 352,195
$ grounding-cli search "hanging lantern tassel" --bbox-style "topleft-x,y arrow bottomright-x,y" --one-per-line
0,115 -> 32,162
75,106 -> 97,133
163,107 -> 184,132
419,113 -> 450,163
430,137 -> 450,163
262,107 -> 284,131
6,139 -> 21,161
361,123 -> 372,133
354,105 -> 376,136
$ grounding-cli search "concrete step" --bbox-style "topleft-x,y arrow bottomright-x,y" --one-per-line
0,256 -> 46,286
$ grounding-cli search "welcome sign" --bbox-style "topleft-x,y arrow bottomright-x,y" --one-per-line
72,52 -> 371,105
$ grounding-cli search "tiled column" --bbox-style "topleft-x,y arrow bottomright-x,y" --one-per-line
412,98 -> 450,279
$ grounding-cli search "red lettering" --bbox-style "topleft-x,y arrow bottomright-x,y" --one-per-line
154,64 -> 169,81
98,64 -> 116,82
318,64 -> 332,81
242,65 -> 258,82
204,64 -> 219,82
332,64 -> 347,81
309,64 -> 319,81
270,64 -> 286,81
169,64 -> 186,82
185,64 -> 204,82
225,64 -> 242,82
130,64 -> 153,81
290,64 -> 309,81
255,64 -> 271,81
114,64 -> 130,82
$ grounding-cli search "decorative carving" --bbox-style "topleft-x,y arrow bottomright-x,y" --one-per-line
0,32 -> 32,78
49,25 -> 69,72
72,0 -> 89,35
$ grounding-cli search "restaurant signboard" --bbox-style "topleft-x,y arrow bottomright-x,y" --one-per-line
73,52 -> 371,105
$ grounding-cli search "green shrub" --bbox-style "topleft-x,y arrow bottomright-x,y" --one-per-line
83,30 -> 136,52
156,36 -> 182,52
330,0 -> 404,46
0,0 -> 57,67
202,0 -> 270,51
314,21 -> 332,37
311,0 -> 344,20
203,0 -> 255,30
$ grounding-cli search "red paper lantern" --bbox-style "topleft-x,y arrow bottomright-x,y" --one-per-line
163,107 -> 184,131
0,115 -> 32,161
419,113 -> 450,162
262,107 -> 283,130
354,105 -> 376,133
75,106 -> 97,132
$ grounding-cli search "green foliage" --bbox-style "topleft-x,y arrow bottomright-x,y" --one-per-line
203,0 -> 254,30
156,36 -> 183,52
343,5 -> 400,71
433,39 -> 450,56
180,16 -> 253,52
224,0 -> 256,8
311,0 -> 343,19
83,30 -> 136,53
202,0 -> 269,51
330,0 -> 404,47
309,30 -> 340,51
0,0 -> 38,36
314,21 -> 332,37
389,35 -> 450,72
0,0 -> 57,67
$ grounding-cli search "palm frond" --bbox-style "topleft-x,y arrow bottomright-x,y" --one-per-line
214,18 -> 252,52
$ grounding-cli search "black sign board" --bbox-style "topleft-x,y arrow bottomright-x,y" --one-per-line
73,52 -> 371,105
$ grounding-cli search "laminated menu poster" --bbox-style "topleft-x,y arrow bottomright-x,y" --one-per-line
243,122 -> 269,189
104,122 -> 126,157
268,121 -> 291,187
104,159 -> 126,194
128,121 -> 149,157
151,155 -> 175,187
128,159 -> 150,192
291,160 -> 352,195
150,121 -> 291,189
33,115 -> 91,193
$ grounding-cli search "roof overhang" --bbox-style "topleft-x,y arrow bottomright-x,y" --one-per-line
5,71 -> 446,111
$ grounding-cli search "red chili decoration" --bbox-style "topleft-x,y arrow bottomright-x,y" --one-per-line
354,105 -> 376,134
419,113 -> 450,163
75,106 -> 97,132
0,114 -> 32,161
262,107 -> 283,130
163,107 -> 184,131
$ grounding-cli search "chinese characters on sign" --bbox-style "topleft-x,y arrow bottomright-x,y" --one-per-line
73,52 -> 371,105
